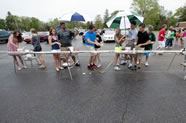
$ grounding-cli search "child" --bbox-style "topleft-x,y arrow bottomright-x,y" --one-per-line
165,27 -> 171,49
114,29 -> 125,71
7,31 -> 27,71
165,26 -> 175,49
135,23 -> 151,71
94,29 -> 102,68
31,28 -> 46,69
145,26 -> 156,67
48,28 -> 63,72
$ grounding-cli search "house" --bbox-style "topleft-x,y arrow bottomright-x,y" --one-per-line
179,22 -> 186,28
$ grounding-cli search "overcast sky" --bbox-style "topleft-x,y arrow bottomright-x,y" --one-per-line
0,0 -> 185,22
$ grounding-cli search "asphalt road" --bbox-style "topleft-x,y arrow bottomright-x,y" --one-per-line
0,35 -> 186,123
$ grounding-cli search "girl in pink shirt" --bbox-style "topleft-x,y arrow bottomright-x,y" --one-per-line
7,31 -> 27,71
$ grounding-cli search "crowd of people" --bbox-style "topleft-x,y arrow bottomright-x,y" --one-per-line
7,22 -> 186,72
112,23 -> 186,71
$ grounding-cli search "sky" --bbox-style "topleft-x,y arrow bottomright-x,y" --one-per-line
0,0 -> 185,22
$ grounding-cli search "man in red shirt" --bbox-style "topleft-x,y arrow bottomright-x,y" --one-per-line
157,24 -> 167,51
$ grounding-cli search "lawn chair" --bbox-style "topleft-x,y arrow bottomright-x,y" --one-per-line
60,47 -> 80,80
23,50 -> 40,67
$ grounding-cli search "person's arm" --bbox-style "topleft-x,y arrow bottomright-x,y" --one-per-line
48,36 -> 57,46
115,37 -> 124,43
31,36 -> 35,45
125,34 -> 135,41
9,35 -> 19,49
57,32 -> 61,42
160,30 -> 165,38
115,36 -> 125,43
136,37 -> 139,44
136,32 -> 139,44
138,34 -> 151,47
151,33 -> 156,44
87,39 -> 100,46
138,40 -> 151,47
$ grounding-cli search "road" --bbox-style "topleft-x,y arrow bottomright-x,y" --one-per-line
0,35 -> 186,123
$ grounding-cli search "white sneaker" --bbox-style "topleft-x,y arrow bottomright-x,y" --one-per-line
136,61 -> 139,65
59,66 -> 64,70
22,66 -> 27,69
97,64 -> 102,68
128,63 -> 133,68
120,60 -> 127,65
17,67 -> 22,71
114,66 -> 120,71
145,62 -> 149,67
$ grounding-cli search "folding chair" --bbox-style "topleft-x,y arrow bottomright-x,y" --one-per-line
60,47 -> 80,80
23,50 -> 40,67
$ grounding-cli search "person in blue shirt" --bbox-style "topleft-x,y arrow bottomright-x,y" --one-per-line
85,25 -> 101,70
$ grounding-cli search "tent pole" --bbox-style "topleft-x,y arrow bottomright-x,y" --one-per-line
124,16 -> 127,35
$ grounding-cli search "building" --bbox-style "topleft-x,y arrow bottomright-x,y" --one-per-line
179,22 -> 186,28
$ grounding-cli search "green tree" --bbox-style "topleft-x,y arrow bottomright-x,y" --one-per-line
103,9 -> 109,27
0,19 -> 6,29
6,11 -> 19,30
175,5 -> 186,21
131,0 -> 160,27
30,17 -> 40,30
49,18 -> 60,28
107,10 -> 119,22
94,15 -> 103,29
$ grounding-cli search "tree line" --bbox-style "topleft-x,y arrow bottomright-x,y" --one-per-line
0,0 -> 185,31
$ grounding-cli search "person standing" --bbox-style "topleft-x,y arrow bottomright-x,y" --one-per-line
144,26 -> 156,67
94,29 -> 102,68
165,27 -> 172,49
85,25 -> 101,70
48,28 -> 63,72
57,22 -> 80,66
123,21 -> 138,68
166,26 -> 175,49
157,24 -> 167,52
175,29 -> 181,45
180,28 -> 185,48
7,31 -> 27,71
135,24 -> 151,71
114,29 -> 125,71
182,29 -> 186,47
30,28 -> 46,69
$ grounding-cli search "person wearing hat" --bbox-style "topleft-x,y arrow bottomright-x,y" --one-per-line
144,26 -> 156,67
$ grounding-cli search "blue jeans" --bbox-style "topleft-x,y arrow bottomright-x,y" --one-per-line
165,38 -> 173,47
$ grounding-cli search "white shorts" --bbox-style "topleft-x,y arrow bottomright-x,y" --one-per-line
158,41 -> 165,48
51,49 -> 61,52
87,46 -> 97,56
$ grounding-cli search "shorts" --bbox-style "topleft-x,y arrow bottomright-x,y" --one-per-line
144,53 -> 151,57
52,49 -> 61,52
34,45 -> 42,52
136,47 -> 145,60
125,44 -> 135,50
95,47 -> 101,51
87,46 -> 97,56
115,46 -> 123,51
61,47 -> 75,58
158,41 -> 165,48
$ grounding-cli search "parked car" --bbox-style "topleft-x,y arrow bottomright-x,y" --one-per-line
103,30 -> 129,43
22,32 -> 32,44
79,29 -> 86,36
23,32 -> 49,44
0,29 -> 11,44
103,31 -> 115,42
38,32 -> 49,42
